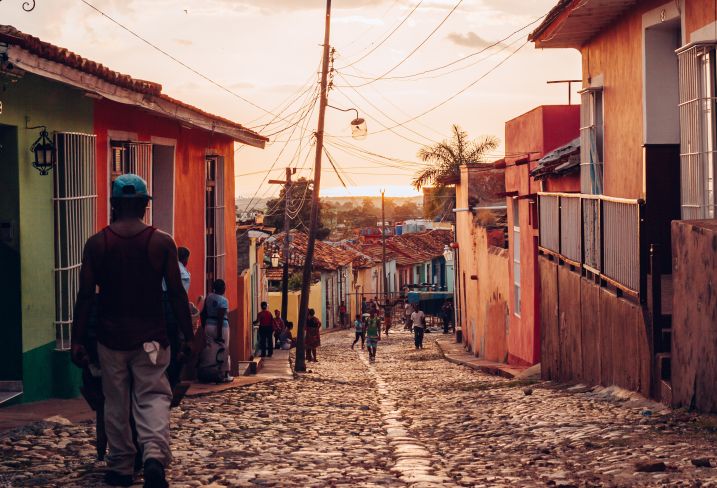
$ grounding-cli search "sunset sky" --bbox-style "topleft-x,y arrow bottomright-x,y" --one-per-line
2,0 -> 580,203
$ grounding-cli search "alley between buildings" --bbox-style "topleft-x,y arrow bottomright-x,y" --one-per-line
2,331 -> 717,487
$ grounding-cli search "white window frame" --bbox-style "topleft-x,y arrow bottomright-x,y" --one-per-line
109,140 -> 153,224
678,42 -> 717,219
54,132 -> 97,350
579,87 -> 605,195
205,155 -> 226,292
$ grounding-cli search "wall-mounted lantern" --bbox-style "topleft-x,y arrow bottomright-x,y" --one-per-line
271,251 -> 280,268
443,244 -> 454,263
29,126 -> 55,175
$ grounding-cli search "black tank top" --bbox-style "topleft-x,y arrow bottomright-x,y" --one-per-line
96,226 -> 168,350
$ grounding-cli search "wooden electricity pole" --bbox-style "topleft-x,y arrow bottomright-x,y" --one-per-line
295,0 -> 331,373
268,167 -> 294,323
381,190 -> 388,305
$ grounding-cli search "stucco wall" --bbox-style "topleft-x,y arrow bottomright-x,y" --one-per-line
93,99 -> 240,334
0,73 -> 93,401
671,220 -> 717,413
503,105 -> 580,366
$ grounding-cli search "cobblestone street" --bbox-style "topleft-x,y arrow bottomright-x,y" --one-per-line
2,330 -> 717,487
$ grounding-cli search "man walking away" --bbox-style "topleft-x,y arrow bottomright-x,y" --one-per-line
366,310 -> 381,362
255,302 -> 274,357
411,304 -> 426,350
71,174 -> 192,488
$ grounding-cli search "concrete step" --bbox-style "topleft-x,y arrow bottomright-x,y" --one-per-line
0,381 -> 23,406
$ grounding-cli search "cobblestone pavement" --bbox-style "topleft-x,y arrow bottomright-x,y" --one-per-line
2,330 -> 717,487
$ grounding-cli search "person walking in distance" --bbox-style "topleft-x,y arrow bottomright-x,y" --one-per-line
71,174 -> 192,488
365,310 -> 381,362
404,301 -> 414,331
255,302 -> 274,358
351,314 -> 366,350
441,300 -> 454,334
411,304 -> 426,350
305,308 -> 322,362
339,301 -> 347,328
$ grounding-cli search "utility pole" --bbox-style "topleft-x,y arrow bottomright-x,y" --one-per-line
295,0 -> 331,373
381,190 -> 388,305
268,167 -> 294,323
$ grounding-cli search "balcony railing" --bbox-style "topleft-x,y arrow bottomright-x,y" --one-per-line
538,192 -> 644,295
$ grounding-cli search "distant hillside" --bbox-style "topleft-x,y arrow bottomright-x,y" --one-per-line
321,195 -> 423,207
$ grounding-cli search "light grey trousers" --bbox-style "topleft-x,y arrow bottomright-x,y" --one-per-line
98,342 -> 172,475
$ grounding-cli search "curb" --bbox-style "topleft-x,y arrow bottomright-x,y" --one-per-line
434,339 -> 518,379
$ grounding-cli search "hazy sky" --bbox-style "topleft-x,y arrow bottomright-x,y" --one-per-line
2,0 -> 579,202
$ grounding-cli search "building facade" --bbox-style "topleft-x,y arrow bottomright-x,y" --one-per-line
530,0 -> 717,410
0,26 -> 265,403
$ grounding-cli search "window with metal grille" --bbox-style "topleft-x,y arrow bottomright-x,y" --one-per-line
580,87 -> 604,195
512,198 -> 521,317
206,155 -> 226,293
54,133 -> 97,350
109,141 -> 152,224
678,42 -> 717,219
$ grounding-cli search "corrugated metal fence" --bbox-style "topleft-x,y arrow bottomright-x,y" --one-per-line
538,192 -> 643,295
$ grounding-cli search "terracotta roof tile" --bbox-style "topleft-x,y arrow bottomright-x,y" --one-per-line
0,25 -> 268,144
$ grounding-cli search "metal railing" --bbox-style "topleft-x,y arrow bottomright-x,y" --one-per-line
538,192 -> 643,295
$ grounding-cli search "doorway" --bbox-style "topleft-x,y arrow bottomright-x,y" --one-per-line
0,124 -> 22,386
151,144 -> 175,235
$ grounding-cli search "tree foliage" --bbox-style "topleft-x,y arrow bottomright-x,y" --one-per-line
412,125 -> 499,220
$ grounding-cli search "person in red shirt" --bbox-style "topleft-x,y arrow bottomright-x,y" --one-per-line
255,302 -> 274,357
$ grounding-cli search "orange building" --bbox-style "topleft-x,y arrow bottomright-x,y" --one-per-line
530,0 -> 717,410
503,105 -> 580,366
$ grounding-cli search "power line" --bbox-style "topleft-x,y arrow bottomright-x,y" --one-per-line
341,0 -> 463,88
78,0 -> 293,129
345,41 -> 529,137
337,0 -> 424,69
338,14 -> 544,83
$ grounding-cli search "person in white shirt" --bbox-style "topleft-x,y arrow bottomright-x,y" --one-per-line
411,305 -> 426,350
177,247 -> 191,293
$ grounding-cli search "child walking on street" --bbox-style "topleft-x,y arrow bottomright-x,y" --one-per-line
351,314 -> 365,349
366,311 -> 381,362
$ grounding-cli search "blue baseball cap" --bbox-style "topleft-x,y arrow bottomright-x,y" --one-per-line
112,174 -> 151,199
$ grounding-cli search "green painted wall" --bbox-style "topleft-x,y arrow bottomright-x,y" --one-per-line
0,73 -> 93,402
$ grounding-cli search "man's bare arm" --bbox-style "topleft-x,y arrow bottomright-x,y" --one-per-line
71,237 -> 98,366
162,236 -> 194,342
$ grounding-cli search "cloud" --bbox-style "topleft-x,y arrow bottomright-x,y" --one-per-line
174,38 -> 193,46
446,31 -> 501,48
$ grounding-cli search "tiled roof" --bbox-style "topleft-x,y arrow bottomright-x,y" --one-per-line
530,137 -> 580,180
354,229 -> 453,267
263,231 -> 365,271
0,25 -> 268,146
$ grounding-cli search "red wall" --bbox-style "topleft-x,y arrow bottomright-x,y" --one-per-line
503,105 -> 580,366
93,99 -> 240,345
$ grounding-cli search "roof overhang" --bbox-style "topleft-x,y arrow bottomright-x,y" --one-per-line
5,44 -> 267,148
529,0 -> 638,49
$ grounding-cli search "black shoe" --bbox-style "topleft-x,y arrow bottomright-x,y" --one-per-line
104,471 -> 134,487
143,458 -> 168,488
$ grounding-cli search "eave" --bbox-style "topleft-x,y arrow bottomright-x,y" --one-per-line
529,0 -> 638,49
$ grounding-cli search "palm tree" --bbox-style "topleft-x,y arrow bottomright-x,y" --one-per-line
413,125 -> 498,220
412,124 -> 499,190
